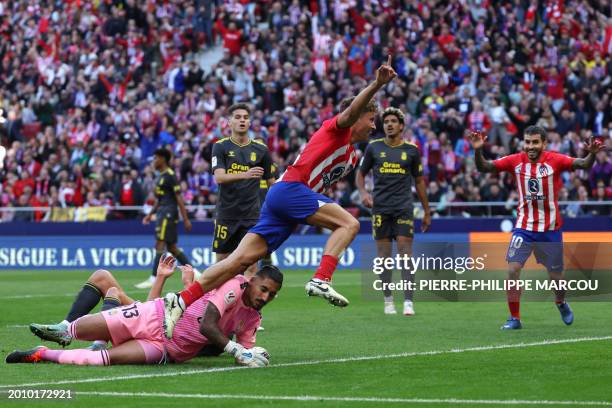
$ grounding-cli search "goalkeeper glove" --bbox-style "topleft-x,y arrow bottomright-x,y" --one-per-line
224,340 -> 269,367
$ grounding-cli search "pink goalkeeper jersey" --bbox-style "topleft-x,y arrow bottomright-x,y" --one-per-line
493,151 -> 575,232
164,275 -> 261,363
279,115 -> 358,193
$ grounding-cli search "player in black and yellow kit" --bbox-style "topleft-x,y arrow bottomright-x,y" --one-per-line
357,107 -> 431,315
135,148 -> 193,289
212,104 -> 275,276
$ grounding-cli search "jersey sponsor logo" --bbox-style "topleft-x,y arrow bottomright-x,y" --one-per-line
525,178 -> 546,200
379,162 -> 406,174
227,163 -> 250,174
321,165 -> 345,188
224,290 -> 237,305
401,152 -> 407,161
228,151 -> 235,158
250,152 -> 257,162
527,178 -> 539,194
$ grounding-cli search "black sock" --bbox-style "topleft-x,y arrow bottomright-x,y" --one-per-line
401,269 -> 415,301
65,283 -> 102,322
173,251 -> 190,266
381,268 -> 393,298
151,251 -> 164,277
101,296 -> 121,312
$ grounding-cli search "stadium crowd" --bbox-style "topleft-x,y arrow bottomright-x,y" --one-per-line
0,0 -> 610,222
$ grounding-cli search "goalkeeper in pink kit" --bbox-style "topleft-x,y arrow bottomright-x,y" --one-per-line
6,256 -> 282,367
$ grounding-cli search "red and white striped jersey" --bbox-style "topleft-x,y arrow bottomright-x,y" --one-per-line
279,115 -> 358,193
494,151 -> 575,232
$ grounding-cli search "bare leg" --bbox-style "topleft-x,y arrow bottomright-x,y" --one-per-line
375,238 -> 393,298
72,313 -> 111,342
89,269 -> 134,305
215,252 -> 230,262
548,270 -> 566,303
167,243 -> 191,267
108,340 -> 148,364
217,251 -> 258,279
196,233 -> 268,292
396,236 -> 414,301
306,203 -> 360,258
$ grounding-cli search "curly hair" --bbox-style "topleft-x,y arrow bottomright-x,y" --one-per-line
381,107 -> 405,125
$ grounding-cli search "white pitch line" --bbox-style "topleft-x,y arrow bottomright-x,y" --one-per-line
0,289 -> 151,300
0,284 -> 355,300
1,335 -> 611,389
57,391 -> 612,406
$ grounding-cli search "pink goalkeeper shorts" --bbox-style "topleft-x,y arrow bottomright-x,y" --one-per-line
102,299 -> 166,364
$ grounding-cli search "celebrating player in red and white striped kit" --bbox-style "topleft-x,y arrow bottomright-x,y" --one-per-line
160,57 -> 398,339
470,125 -> 605,330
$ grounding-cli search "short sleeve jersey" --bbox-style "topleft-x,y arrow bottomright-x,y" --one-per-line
279,115 -> 358,193
493,151 -> 574,231
155,169 -> 180,213
212,138 -> 272,220
359,138 -> 422,214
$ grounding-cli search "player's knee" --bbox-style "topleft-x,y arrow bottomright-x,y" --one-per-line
236,252 -> 259,269
507,264 -> 522,279
90,269 -> 112,286
105,286 -> 119,298
346,217 -> 360,237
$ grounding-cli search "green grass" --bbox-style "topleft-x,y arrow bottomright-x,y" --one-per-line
1,269 -> 611,407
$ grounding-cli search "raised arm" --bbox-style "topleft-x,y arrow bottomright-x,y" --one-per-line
337,56 -> 397,129
572,137 -> 605,170
147,254 -> 176,300
469,130 -> 498,173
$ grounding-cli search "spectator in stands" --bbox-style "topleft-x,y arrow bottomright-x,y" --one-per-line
0,0 -> 609,223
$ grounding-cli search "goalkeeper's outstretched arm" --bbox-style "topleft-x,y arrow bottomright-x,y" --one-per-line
199,303 -> 267,366
199,303 -> 229,349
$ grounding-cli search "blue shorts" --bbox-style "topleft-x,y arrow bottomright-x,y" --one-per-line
506,228 -> 564,272
250,182 -> 333,253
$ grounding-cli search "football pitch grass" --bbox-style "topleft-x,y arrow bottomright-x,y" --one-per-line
1,268 -> 612,407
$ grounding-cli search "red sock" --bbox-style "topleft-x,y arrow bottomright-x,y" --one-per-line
179,282 -> 204,307
313,255 -> 338,282
507,287 -> 521,319
508,302 -> 521,319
